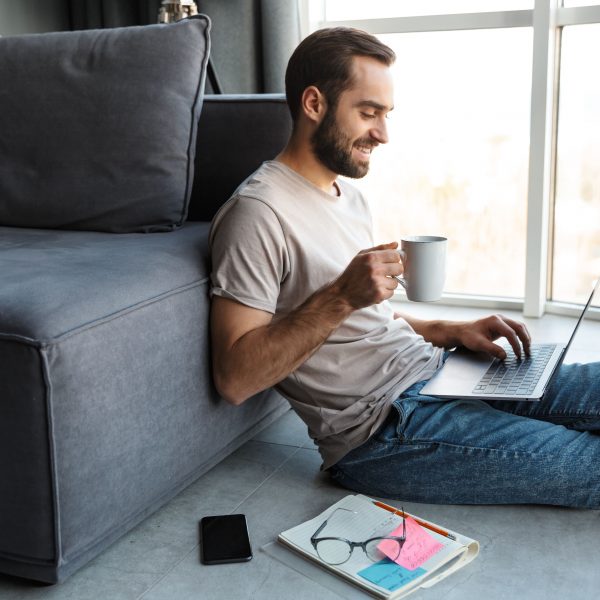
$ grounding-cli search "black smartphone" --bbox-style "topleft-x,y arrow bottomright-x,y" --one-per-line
199,514 -> 253,565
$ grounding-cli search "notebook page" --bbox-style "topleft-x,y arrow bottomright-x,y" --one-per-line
281,495 -> 400,550
279,495 -> 473,586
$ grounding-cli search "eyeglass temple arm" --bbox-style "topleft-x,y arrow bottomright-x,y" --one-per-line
311,507 -> 355,543
311,519 -> 328,543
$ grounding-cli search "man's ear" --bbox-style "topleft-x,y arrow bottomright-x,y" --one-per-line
301,86 -> 327,124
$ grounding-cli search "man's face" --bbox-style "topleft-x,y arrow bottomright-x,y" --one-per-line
311,56 -> 394,179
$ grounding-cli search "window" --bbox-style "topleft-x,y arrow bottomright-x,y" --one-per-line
351,28 -> 532,298
322,0 -> 533,20
305,1 -> 600,316
562,1 -> 600,6
552,23 -> 600,305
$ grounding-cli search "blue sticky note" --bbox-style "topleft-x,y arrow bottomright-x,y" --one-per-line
358,559 -> 426,592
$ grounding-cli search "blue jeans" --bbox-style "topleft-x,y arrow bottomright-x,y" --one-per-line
330,362 -> 600,507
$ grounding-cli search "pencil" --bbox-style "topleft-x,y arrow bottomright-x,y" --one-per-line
373,500 -> 458,541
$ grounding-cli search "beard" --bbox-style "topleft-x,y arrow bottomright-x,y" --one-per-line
310,109 -> 372,179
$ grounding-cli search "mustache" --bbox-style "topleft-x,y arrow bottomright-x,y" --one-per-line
354,138 -> 378,149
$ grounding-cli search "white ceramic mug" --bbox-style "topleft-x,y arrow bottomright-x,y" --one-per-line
394,236 -> 447,302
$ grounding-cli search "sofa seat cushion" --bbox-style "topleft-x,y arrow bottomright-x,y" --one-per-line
0,17 -> 210,232
0,223 -> 209,342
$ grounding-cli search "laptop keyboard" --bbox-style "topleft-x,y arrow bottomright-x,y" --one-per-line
472,344 -> 557,396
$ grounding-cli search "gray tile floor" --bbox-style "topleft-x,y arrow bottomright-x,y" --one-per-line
2,304 -> 600,600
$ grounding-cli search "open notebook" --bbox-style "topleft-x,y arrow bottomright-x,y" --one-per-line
278,494 -> 479,599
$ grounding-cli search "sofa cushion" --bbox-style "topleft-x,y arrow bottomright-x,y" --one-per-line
0,16 -> 210,232
189,94 -> 292,222
0,224 -> 209,342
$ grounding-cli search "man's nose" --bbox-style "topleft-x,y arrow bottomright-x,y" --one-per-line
371,119 -> 389,144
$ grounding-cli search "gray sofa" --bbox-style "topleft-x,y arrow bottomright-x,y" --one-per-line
0,18 -> 292,583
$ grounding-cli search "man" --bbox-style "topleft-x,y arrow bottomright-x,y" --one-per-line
209,27 -> 600,507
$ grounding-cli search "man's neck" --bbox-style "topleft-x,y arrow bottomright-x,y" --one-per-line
276,143 -> 339,196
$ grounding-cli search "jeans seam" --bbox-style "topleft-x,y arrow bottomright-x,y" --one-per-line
512,410 -> 600,418
407,437 -> 565,460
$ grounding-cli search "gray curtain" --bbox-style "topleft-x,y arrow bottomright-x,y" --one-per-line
68,0 -> 161,29
67,0 -> 300,93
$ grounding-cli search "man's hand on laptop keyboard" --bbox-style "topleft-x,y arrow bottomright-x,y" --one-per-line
454,314 -> 532,360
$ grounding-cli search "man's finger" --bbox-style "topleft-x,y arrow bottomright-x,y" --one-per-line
505,334 -> 523,359
384,263 -> 403,277
359,242 -> 398,255
360,249 -> 403,265
502,329 -> 522,359
378,250 -> 403,264
501,316 -> 532,356
494,319 -> 523,359
383,277 -> 399,291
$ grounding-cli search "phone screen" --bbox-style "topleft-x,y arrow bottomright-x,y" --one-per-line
200,514 -> 252,565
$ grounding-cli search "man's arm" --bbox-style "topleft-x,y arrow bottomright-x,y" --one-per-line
395,312 -> 531,360
211,289 -> 351,405
212,243 -> 402,405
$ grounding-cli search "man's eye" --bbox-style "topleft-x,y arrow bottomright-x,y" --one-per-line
361,112 -> 376,119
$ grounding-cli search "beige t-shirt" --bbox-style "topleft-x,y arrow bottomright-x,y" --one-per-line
209,161 -> 444,469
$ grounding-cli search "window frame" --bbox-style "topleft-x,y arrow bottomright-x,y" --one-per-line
299,0 -> 600,320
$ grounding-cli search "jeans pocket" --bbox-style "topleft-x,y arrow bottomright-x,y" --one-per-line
392,397 -> 418,440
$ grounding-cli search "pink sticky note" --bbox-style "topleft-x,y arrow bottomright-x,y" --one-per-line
378,516 -> 444,571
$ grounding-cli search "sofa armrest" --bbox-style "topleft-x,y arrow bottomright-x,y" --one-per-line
188,93 -> 292,222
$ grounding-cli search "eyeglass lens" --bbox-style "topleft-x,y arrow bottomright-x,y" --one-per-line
315,539 -> 353,565
365,538 -> 402,562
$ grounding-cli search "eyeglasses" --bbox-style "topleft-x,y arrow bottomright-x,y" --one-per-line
310,507 -> 406,566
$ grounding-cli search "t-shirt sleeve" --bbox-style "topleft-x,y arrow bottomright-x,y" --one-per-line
209,196 -> 290,314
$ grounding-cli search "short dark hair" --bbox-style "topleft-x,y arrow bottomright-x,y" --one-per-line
285,27 -> 395,123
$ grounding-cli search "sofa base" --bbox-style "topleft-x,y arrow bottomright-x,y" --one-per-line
0,398 -> 288,584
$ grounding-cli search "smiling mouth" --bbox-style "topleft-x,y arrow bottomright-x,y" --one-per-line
354,144 -> 374,158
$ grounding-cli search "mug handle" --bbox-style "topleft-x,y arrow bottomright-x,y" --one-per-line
393,249 -> 408,290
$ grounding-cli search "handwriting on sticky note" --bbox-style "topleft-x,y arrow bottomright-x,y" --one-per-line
378,516 -> 443,571
358,560 -> 426,592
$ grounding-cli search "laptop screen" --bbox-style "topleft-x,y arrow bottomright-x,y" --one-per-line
562,277 -> 600,363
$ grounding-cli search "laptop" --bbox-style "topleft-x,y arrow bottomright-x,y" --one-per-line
420,278 -> 599,401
